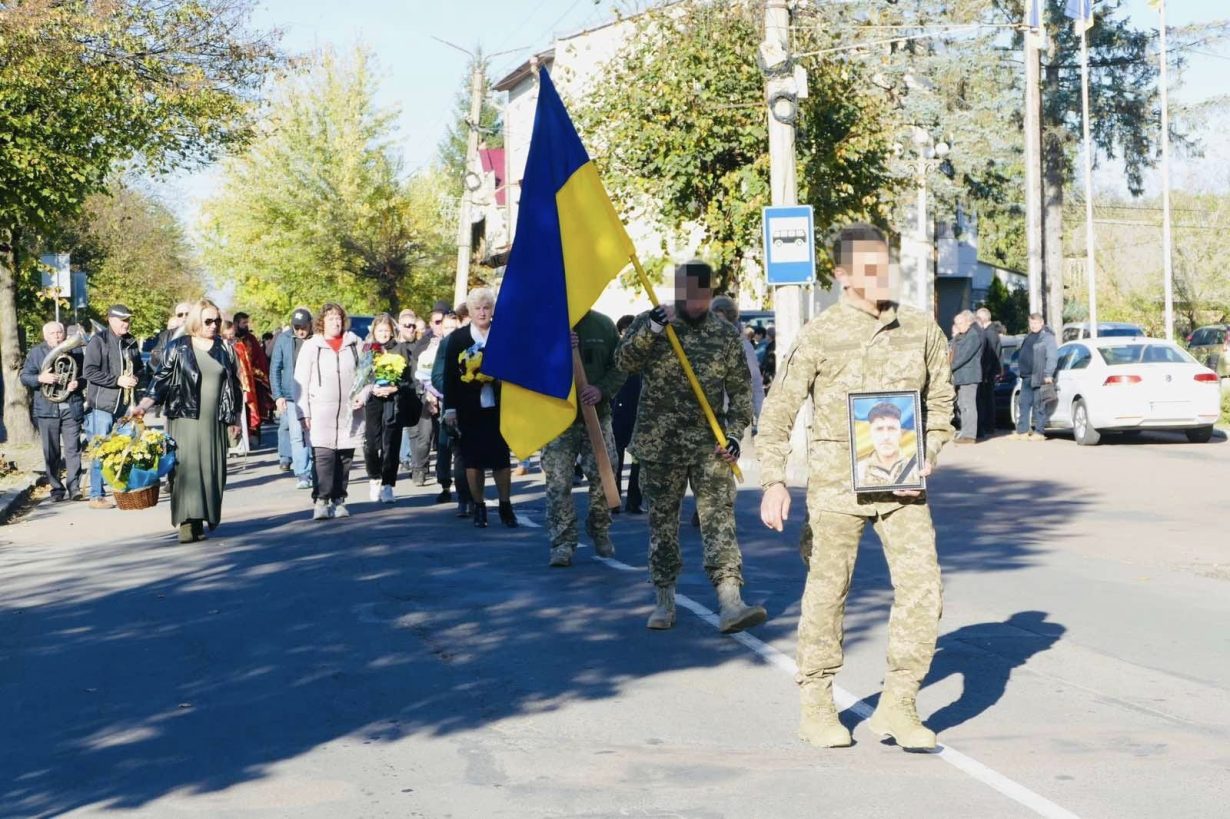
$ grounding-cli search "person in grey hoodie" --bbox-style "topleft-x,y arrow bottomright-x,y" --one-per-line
949,310 -> 984,443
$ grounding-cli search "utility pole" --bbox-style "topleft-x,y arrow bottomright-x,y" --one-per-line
1158,0 -> 1175,341
1024,26 -> 1045,319
763,0 -> 803,361
454,62 -> 484,308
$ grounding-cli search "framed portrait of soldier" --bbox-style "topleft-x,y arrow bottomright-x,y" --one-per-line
848,390 -> 925,494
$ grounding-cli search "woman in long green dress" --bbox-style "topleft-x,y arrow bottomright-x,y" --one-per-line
134,299 -> 243,543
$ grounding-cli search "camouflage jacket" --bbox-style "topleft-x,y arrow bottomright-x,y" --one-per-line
573,310 -> 626,422
615,309 -> 753,464
755,295 -> 955,515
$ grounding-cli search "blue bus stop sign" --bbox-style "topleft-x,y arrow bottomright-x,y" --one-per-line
762,205 -> 816,285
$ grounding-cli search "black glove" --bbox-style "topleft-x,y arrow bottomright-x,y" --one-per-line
647,305 -> 669,334
723,438 -> 740,461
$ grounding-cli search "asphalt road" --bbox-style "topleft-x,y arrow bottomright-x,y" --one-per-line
0,427 -> 1227,818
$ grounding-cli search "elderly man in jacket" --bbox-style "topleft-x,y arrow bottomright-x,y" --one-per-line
270,308 -> 314,488
82,304 -> 145,508
20,322 -> 86,502
950,310 -> 983,444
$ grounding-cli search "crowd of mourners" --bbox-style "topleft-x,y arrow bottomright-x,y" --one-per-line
22,288 -> 773,545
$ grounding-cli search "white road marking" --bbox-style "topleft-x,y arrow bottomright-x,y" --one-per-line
596,552 -> 1081,819
514,514 -> 542,528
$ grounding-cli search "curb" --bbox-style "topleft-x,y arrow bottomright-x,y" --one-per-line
0,474 -> 44,524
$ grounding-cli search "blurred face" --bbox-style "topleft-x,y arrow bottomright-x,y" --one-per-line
470,300 -> 493,330
235,316 -> 250,335
293,325 -> 310,339
108,315 -> 132,336
954,315 -> 971,334
220,323 -> 235,340
323,310 -> 344,339
429,312 -> 445,334
399,314 -> 416,340
675,274 -> 712,320
1028,317 -> 1044,334
374,322 -> 394,344
199,308 -> 221,340
441,316 -> 459,335
43,322 -> 65,346
835,241 -> 894,303
869,416 -> 903,462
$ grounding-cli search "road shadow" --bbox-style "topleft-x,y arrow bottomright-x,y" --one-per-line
0,460 -> 1081,815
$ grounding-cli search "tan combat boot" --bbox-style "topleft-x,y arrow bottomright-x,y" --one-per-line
715,579 -> 767,633
646,585 -> 676,630
867,692 -> 937,751
798,678 -> 852,748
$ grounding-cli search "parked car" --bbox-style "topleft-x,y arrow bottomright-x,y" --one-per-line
1011,337 -> 1221,445
740,310 -> 774,333
348,314 -> 374,341
1186,324 -> 1229,378
993,334 -> 1023,427
1060,321 -> 1145,342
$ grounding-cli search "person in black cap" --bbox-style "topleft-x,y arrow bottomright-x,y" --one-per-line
82,304 -> 145,508
270,307 -> 315,488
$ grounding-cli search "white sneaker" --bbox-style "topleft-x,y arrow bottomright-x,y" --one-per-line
369,479 -> 381,502
295,479 -> 312,490
379,485 -> 394,504
312,499 -> 331,521
333,502 -> 350,518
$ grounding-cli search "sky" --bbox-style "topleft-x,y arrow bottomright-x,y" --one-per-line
160,0 -> 1230,223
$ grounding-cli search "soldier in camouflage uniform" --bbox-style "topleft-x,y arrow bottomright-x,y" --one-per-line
614,260 -> 766,634
542,310 -> 626,567
757,224 -> 955,751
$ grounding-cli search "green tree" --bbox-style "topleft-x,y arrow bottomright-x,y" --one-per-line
52,184 -> 204,340
982,276 -> 1030,334
0,0 -> 277,442
202,48 -> 424,328
400,167 -> 460,315
577,0 -> 901,293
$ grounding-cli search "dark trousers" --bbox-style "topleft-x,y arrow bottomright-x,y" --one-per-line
438,424 -> 472,503
363,403 -> 401,486
616,446 -> 642,510
312,447 -> 354,502
38,411 -> 82,498
1015,383 -> 1052,435
976,381 -> 996,436
408,412 -> 434,472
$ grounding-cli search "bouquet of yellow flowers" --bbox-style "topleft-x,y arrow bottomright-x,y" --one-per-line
85,418 -> 177,494
459,342 -> 495,384
372,351 -> 407,385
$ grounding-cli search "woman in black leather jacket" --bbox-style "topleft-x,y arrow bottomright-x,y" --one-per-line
133,299 -> 243,543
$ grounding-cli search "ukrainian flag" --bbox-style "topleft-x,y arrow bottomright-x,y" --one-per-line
483,69 -> 635,459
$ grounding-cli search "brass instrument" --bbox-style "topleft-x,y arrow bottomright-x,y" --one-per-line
120,355 -> 135,408
39,332 -> 86,403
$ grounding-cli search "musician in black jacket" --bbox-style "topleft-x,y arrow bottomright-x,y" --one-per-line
19,321 -> 85,502
82,304 -> 144,508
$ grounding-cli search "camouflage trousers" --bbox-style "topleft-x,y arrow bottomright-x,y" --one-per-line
640,457 -> 743,588
796,502 -> 942,698
541,416 -> 616,550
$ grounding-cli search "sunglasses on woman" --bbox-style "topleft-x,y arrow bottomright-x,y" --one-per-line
203,318 -> 220,326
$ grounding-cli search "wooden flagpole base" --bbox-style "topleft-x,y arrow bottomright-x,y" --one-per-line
573,348 -> 623,510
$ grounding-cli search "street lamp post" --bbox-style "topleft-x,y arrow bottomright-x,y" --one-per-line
910,128 -> 949,316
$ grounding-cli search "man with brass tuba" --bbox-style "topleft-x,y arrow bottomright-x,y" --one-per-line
20,322 -> 86,502
82,304 -> 145,509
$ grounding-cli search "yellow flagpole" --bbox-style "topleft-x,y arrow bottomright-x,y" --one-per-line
629,254 -> 743,482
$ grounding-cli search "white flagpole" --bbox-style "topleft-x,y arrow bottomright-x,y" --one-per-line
1158,0 -> 1175,341
1080,24 -> 1098,338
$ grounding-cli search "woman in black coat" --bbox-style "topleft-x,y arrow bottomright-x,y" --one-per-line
133,299 -> 242,543
362,313 -> 422,503
442,287 -> 517,528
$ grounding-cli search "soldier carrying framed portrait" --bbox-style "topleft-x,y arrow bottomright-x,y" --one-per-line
848,390 -> 925,494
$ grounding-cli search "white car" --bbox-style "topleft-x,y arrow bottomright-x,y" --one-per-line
1012,338 -> 1221,445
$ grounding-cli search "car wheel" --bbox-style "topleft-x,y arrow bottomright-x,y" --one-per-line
1185,426 -> 1213,443
1073,399 -> 1101,446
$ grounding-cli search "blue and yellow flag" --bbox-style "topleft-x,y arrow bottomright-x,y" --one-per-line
482,69 -> 635,459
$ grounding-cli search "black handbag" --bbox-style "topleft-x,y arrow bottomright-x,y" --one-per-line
1038,383 -> 1058,406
